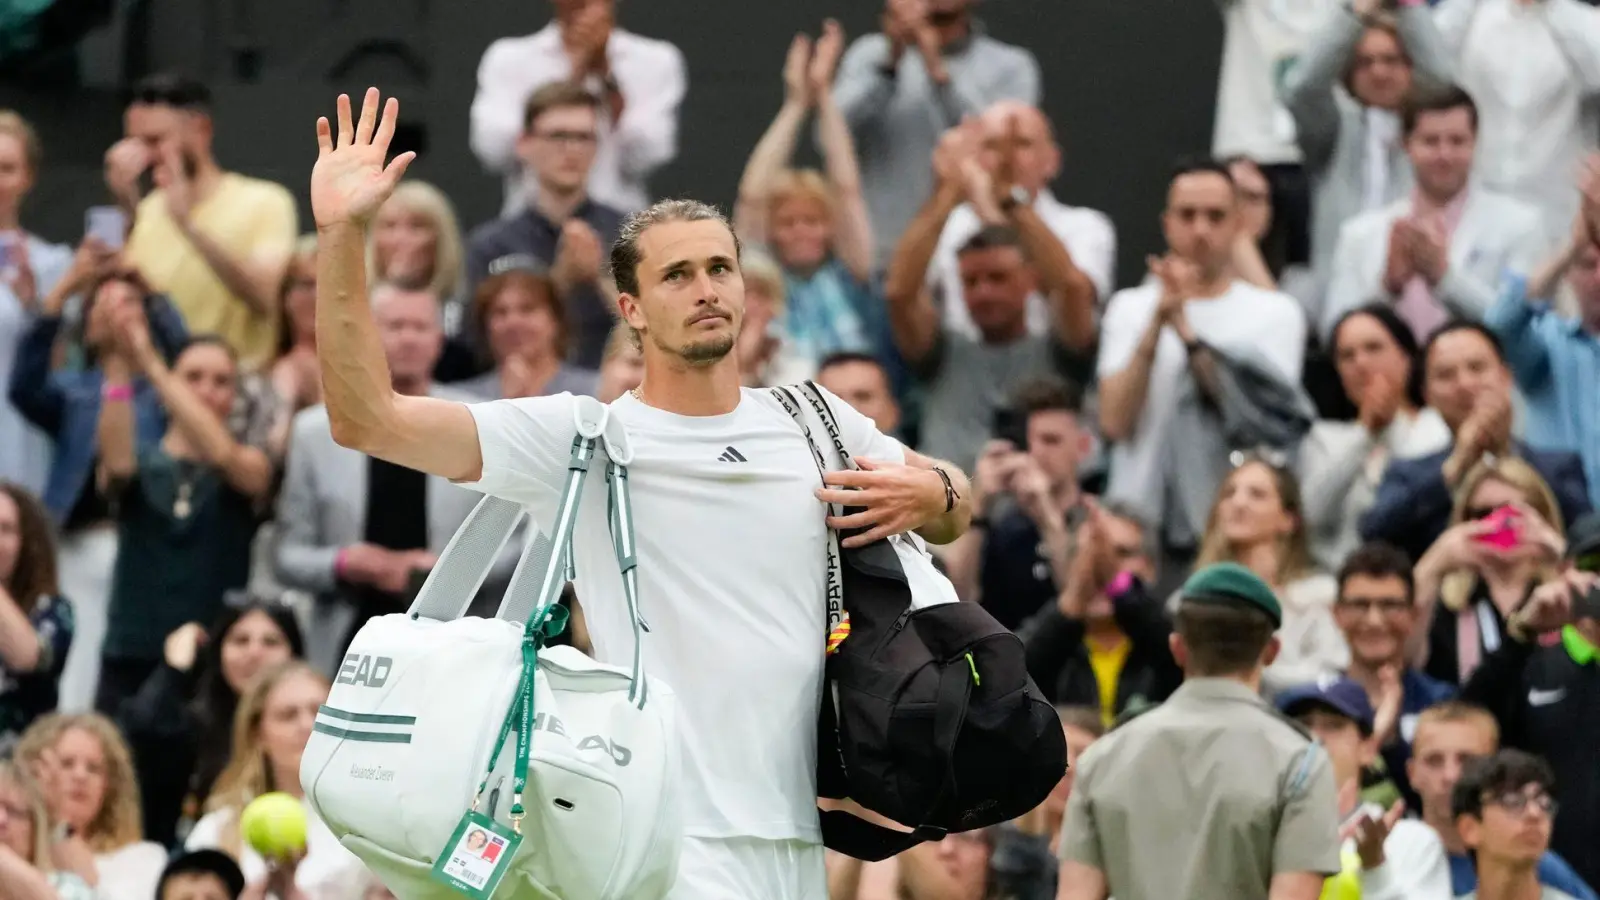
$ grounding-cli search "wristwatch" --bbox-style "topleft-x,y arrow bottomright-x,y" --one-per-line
999,185 -> 1029,213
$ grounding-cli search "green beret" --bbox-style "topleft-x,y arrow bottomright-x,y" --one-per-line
1180,562 -> 1282,628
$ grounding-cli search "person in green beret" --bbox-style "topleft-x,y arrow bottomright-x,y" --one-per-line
1056,562 -> 1343,900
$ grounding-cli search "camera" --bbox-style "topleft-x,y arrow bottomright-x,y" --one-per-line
991,406 -> 1028,451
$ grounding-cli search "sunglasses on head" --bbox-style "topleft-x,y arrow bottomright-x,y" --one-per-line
1229,447 -> 1290,470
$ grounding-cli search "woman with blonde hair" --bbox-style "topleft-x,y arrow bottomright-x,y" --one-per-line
1412,457 -> 1566,685
735,250 -> 814,388
187,661 -> 364,900
733,21 -> 882,367
1189,453 -> 1347,696
0,760 -> 94,900
365,181 -> 476,380
14,713 -> 166,900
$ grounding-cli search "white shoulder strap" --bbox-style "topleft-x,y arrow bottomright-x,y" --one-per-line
771,384 -> 847,636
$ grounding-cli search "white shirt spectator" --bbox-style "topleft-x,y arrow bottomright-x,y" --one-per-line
1099,279 -> 1306,539
469,22 -> 687,215
188,799 -> 368,900
927,190 -> 1116,339
0,233 -> 71,494
1213,0 -> 1345,163
91,841 -> 168,900
1436,0 -> 1600,245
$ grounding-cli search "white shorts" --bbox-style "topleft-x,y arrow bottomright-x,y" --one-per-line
668,836 -> 827,900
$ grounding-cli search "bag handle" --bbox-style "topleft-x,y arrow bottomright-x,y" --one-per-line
404,495 -> 525,624
771,385 -> 846,637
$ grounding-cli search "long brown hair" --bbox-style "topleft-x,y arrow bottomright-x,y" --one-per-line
473,269 -> 569,361
0,483 -> 58,613
14,714 -> 145,852
1194,457 -> 1316,584
0,760 -> 58,871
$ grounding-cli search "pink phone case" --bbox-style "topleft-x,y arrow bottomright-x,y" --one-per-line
1476,507 -> 1521,549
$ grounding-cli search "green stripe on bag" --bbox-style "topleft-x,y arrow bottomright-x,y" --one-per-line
317,705 -> 417,725
312,722 -> 413,743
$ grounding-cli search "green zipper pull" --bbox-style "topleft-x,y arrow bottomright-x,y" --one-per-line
964,652 -> 980,686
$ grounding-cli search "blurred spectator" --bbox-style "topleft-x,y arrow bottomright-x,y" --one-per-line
0,759 -> 94,900
1322,86 -> 1544,343
1190,454 -> 1347,695
814,351 -> 900,438
466,82 -> 623,369
833,829 -> 995,900
1407,701 -> 1597,899
455,269 -> 598,400
118,602 -> 303,847
365,182 -> 476,382
111,73 -> 297,371
837,0 -> 1040,267
944,377 -> 1093,624
1275,676 -> 1453,899
15,713 -> 166,900
187,661 -> 367,900
1056,564 -> 1340,900
734,251 -> 814,389
1300,305 -> 1450,569
734,21 -> 885,369
1224,155 -> 1300,293
9,263 -> 187,713
1016,501 -> 1177,726
92,325 -> 271,716
155,850 -> 245,900
1452,751 -> 1577,900
594,321 -> 643,403
1435,0 -> 1600,250
1330,542 -> 1456,809
0,110 -> 71,495
266,235 -> 319,461
1281,0 -> 1451,319
0,483 -> 71,757
883,123 -> 1097,475
468,0 -> 686,215
927,101 -> 1115,340
1097,161 -> 1307,580
1413,457 -> 1566,685
362,875 -> 396,900
1361,321 -> 1592,562
273,285 -> 510,674
1458,554 -> 1600,890
1488,183 -> 1600,510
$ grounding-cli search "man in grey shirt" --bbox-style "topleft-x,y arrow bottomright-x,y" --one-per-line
835,0 -> 1039,270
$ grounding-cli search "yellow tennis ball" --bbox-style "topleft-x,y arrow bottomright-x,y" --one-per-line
239,792 -> 308,859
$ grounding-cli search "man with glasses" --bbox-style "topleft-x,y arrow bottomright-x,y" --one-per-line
465,81 -> 624,368
1330,542 -> 1456,809
1458,524 -> 1600,891
1453,751 -> 1582,900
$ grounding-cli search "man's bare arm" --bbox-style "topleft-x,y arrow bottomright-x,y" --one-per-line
1056,861 -> 1109,900
312,90 -> 484,482
1268,872 -> 1327,900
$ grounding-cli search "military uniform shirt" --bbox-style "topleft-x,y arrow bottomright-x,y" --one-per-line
1058,678 -> 1342,900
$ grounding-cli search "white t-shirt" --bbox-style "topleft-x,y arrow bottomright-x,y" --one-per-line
1097,280 -> 1307,530
91,842 -> 167,900
460,387 -> 906,842
1213,0 -> 1344,163
187,799 -> 368,900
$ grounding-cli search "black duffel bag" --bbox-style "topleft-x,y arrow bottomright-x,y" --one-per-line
773,383 -> 1067,862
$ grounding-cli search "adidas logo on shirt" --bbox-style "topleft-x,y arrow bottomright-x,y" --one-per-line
717,446 -> 747,463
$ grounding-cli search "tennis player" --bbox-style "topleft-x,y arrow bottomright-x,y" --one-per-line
308,89 -> 973,899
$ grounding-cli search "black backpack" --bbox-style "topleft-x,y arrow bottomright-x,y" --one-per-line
772,384 -> 1067,862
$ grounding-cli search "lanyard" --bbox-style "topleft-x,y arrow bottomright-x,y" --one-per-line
472,604 -> 567,834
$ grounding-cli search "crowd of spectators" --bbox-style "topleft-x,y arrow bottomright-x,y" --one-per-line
2,0 -> 1600,897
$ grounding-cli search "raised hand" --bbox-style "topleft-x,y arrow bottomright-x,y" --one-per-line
311,89 -> 416,230
809,19 -> 846,98
103,137 -> 151,208
782,33 -> 814,108
1382,219 -> 1416,294
1410,218 -> 1449,285
1356,371 -> 1402,435
157,143 -> 195,224
551,219 -> 604,292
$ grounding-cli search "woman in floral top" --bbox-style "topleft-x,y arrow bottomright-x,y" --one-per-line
0,482 -> 73,756
0,760 -> 94,900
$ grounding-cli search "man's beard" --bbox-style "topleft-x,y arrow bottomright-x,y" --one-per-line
654,330 -> 734,367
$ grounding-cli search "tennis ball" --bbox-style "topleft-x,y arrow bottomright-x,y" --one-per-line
239,792 -> 308,859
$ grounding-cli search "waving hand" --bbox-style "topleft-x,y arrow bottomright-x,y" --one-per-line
311,88 -> 416,229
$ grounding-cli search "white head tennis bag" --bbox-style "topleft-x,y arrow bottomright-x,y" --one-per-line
300,397 -> 681,900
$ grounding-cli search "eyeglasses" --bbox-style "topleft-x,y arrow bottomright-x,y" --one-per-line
1229,447 -> 1290,470
534,130 -> 598,147
1336,597 -> 1412,616
1487,790 -> 1558,818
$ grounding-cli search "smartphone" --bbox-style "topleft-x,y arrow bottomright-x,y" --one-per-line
992,406 -> 1029,451
85,206 -> 127,250
1475,505 -> 1522,550
1574,583 -> 1600,621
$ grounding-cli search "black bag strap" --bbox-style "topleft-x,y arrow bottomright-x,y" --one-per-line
818,661 -> 974,860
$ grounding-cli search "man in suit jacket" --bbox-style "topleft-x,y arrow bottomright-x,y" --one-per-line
1360,321 -> 1591,562
275,283 -> 515,673
1321,84 -> 1545,344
